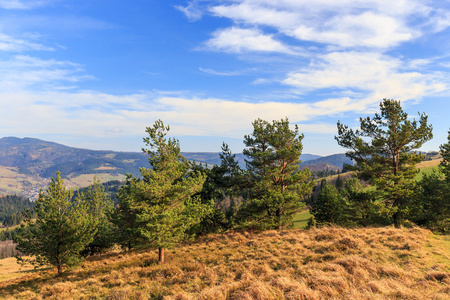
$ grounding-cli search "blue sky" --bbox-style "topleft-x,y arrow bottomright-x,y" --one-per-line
1,0 -> 450,156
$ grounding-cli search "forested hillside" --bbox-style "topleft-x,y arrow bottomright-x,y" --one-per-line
0,137 -> 148,178
0,195 -> 34,227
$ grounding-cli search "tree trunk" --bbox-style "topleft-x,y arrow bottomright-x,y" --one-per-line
276,209 -> 282,230
393,212 -> 401,228
158,247 -> 165,264
393,199 -> 402,228
57,264 -> 62,275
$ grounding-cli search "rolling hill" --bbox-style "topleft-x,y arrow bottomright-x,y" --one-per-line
0,137 -> 355,198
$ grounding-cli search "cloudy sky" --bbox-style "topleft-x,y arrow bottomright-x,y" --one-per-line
1,0 -> 450,155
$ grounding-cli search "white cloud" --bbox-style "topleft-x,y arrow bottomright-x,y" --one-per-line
295,123 -> 337,134
282,51 -> 446,104
291,12 -> 414,48
203,27 -> 296,54
0,88 -> 401,144
206,0 -> 445,49
0,0 -> 42,9
0,55 -> 93,91
175,0 -> 203,21
0,0 -> 58,9
199,67 -> 257,76
0,33 -> 54,51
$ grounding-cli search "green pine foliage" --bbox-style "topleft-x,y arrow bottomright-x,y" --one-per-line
335,174 -> 344,190
409,131 -> 450,233
336,99 -> 433,227
440,130 -> 450,181
310,178 -> 392,227
240,118 -> 314,230
112,183 -> 143,250
190,142 -> 246,234
80,177 -> 117,255
116,120 -> 211,263
13,172 -> 96,274
310,183 -> 347,225
410,172 -> 449,233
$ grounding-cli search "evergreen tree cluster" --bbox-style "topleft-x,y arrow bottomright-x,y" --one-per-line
311,99 -> 449,233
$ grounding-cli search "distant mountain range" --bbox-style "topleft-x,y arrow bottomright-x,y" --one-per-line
0,136 -> 348,197
0,137 -> 332,177
300,154 -> 354,172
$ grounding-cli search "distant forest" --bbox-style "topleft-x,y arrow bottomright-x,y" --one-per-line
0,195 -> 35,227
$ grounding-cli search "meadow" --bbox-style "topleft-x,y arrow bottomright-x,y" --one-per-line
0,227 -> 448,299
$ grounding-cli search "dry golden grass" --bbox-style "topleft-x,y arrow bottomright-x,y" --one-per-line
0,256 -> 36,282
0,227 -> 449,300
64,173 -> 126,188
416,159 -> 443,169
94,164 -> 118,171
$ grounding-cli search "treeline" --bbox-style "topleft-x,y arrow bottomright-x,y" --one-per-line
0,195 -> 35,227
11,98 -> 450,274
0,226 -> 26,241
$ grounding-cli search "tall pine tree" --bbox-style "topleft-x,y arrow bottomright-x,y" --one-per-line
336,99 -> 433,227
116,120 -> 210,263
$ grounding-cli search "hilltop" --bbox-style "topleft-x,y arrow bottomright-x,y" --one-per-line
0,227 -> 448,299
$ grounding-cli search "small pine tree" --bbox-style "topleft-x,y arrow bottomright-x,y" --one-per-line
81,177 -> 116,255
14,172 -> 96,274
310,183 -> 346,225
241,118 -> 314,229
440,130 -> 450,181
190,142 -> 244,234
335,174 -> 344,190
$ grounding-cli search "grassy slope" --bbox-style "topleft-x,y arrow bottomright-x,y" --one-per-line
0,166 -> 43,196
416,159 -> 443,180
0,227 -> 448,300
292,210 -> 312,229
64,173 -> 126,189
0,165 -> 125,198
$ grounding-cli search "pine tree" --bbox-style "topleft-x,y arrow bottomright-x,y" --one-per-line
112,180 -> 143,250
335,174 -> 344,190
190,142 -> 244,234
310,183 -> 346,225
14,172 -> 96,274
335,99 -> 433,227
409,130 -> 450,233
117,120 -> 210,263
440,130 -> 450,181
80,177 -> 116,255
241,118 -> 314,229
